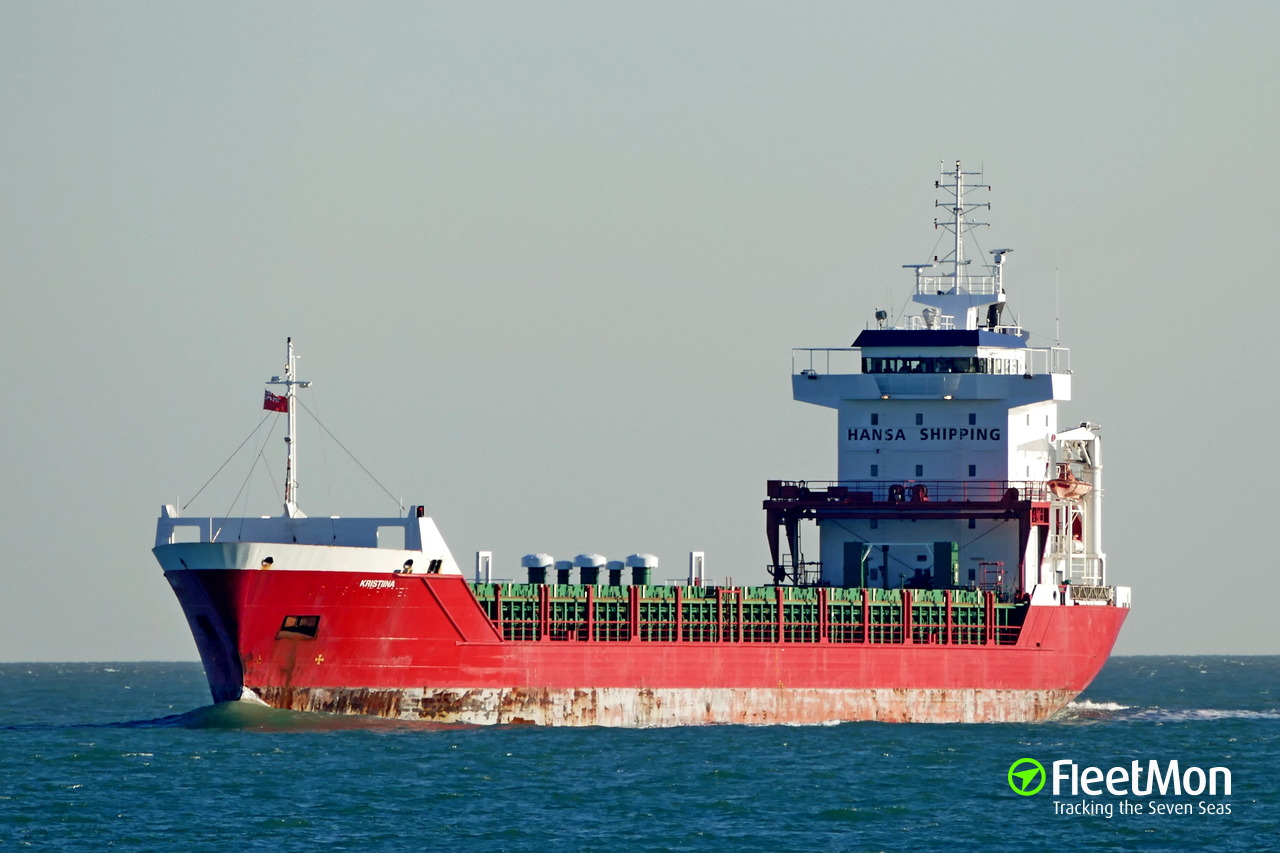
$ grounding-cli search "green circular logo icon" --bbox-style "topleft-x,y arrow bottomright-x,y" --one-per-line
1008,758 -> 1046,796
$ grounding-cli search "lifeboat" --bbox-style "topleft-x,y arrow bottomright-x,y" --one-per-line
1047,462 -> 1092,501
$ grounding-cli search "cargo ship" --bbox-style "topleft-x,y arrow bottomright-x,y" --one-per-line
154,162 -> 1130,724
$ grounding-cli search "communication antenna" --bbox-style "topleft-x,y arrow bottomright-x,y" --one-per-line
903,264 -> 934,287
934,161 -> 989,282
900,264 -> 934,328
1055,268 -> 1061,346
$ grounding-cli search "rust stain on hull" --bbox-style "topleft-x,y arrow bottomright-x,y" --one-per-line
250,685 -> 1079,725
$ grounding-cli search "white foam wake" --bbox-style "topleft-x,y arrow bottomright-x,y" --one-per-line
1066,700 -> 1130,713
1129,707 -> 1280,722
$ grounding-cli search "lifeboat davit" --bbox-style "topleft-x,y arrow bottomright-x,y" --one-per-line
1048,463 -> 1092,501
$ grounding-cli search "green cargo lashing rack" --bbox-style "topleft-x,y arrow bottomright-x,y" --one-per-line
469,583 -> 1025,646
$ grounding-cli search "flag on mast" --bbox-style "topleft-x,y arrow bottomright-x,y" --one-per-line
263,390 -> 288,413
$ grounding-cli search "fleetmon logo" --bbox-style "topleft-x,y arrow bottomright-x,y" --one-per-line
1008,758 -> 1046,796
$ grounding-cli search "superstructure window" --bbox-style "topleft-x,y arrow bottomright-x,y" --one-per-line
870,413 -> 879,425
915,413 -> 923,425
915,464 -> 924,477
968,413 -> 977,425
870,464 -> 879,477
968,465 -> 977,477
861,356 -> 1002,375
279,615 -> 321,638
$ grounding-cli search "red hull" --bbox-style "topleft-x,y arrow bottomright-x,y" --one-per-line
167,568 -> 1127,724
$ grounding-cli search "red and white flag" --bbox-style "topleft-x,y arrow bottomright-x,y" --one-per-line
263,390 -> 288,412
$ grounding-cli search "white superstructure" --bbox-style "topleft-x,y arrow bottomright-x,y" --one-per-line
772,162 -> 1106,600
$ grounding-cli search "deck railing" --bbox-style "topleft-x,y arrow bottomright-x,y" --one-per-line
765,479 -> 1051,504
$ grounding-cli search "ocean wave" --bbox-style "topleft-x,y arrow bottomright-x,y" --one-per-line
1125,707 -> 1280,723
1054,700 -> 1280,724
1066,700 -> 1132,713
1052,700 -> 1132,722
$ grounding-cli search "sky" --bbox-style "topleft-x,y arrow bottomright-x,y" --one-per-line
2,1 -> 1277,660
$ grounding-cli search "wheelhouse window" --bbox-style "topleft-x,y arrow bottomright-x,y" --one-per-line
861,356 -> 1021,375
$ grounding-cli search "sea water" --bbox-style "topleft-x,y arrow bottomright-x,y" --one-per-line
1,657 -> 1275,851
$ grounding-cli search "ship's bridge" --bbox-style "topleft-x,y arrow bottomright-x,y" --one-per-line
792,338 -> 1071,407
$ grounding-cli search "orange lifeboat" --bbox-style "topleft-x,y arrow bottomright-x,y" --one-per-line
1048,462 -> 1092,501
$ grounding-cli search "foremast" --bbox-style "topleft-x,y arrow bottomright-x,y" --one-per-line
267,338 -> 311,518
